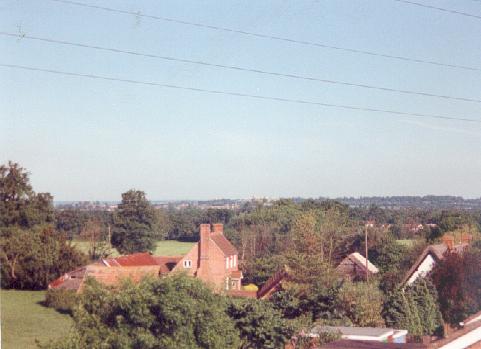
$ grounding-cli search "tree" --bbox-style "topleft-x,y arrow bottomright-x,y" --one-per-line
0,161 -> 54,229
0,226 -> 87,289
111,190 -> 157,254
338,281 -> 385,327
80,219 -> 112,259
382,279 -> 443,337
431,248 -> 481,326
227,298 -> 294,349
40,275 -> 240,349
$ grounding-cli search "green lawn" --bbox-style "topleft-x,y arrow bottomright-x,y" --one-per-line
72,240 -> 194,257
1,290 -> 73,349
153,240 -> 194,256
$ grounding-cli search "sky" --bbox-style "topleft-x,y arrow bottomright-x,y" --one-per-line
1,0 -> 481,201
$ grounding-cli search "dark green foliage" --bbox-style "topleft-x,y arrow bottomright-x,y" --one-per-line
0,226 -> 87,290
0,161 -> 54,229
241,254 -> 288,286
44,289 -> 78,314
40,275 -> 241,349
111,190 -> 157,254
368,236 -> 407,274
227,297 -> 294,349
382,279 -> 443,337
431,248 -> 481,326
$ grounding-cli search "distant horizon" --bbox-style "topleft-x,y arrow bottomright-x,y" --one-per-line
53,194 -> 481,204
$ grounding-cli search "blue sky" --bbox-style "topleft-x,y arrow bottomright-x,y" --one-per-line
1,0 -> 481,200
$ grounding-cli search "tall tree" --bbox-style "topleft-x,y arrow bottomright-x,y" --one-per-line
111,190 -> 157,254
0,161 -> 54,228
0,226 -> 87,289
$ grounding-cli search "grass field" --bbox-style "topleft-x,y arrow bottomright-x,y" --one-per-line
1,290 -> 73,349
152,240 -> 194,256
72,239 -> 194,257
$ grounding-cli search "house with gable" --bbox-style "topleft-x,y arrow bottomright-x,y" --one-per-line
336,252 -> 379,281
402,234 -> 471,286
49,223 -> 243,292
170,223 -> 242,291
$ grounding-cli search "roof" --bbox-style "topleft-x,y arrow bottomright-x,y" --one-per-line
257,265 -> 290,299
346,252 -> 379,274
402,243 -> 468,285
229,270 -> 243,278
210,232 -> 238,256
152,256 -> 183,274
102,252 -> 159,267
312,326 -> 393,338
319,340 -> 427,348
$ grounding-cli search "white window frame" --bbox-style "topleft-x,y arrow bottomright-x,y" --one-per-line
183,259 -> 192,268
226,257 -> 229,269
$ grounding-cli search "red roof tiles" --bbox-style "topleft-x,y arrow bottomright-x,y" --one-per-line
210,233 -> 238,256
103,252 -> 159,267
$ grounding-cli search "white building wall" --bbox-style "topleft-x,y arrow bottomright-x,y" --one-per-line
407,254 -> 436,285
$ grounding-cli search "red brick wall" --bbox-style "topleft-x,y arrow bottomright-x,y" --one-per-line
171,229 -> 239,291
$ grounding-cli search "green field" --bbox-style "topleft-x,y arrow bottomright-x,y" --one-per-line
1,290 -> 73,349
72,240 -> 194,257
152,240 -> 194,256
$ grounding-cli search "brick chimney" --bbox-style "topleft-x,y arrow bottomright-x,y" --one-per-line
197,224 -> 211,278
442,235 -> 455,250
212,223 -> 223,234
199,224 -> 211,261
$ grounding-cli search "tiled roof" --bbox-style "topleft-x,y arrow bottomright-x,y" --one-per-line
210,233 -> 237,256
257,265 -> 290,299
229,270 -> 242,278
402,243 -> 468,285
153,256 -> 183,274
102,252 -> 159,267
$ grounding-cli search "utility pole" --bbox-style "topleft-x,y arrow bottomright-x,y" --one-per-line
365,224 -> 369,282
107,224 -> 112,249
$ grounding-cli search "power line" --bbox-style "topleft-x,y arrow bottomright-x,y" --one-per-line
3,32 -> 480,104
2,63 -> 480,124
392,0 -> 481,20
46,0 -> 480,72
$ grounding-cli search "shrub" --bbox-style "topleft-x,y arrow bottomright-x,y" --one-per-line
44,288 -> 78,314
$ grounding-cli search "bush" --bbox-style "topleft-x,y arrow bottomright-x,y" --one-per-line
44,289 -> 78,314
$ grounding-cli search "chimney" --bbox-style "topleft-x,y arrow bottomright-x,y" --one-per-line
461,234 -> 473,245
442,235 -> 455,250
212,223 -> 223,234
199,224 -> 211,261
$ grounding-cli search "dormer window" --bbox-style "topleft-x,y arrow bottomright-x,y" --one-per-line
183,260 -> 192,268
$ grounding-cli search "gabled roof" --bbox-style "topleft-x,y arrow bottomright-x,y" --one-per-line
210,232 -> 237,256
257,265 -> 290,299
402,243 -> 468,285
102,252 -> 159,267
343,252 -> 379,274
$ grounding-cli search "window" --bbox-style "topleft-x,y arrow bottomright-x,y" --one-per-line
230,256 -> 234,268
226,258 -> 229,269
233,255 -> 237,267
183,260 -> 192,268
